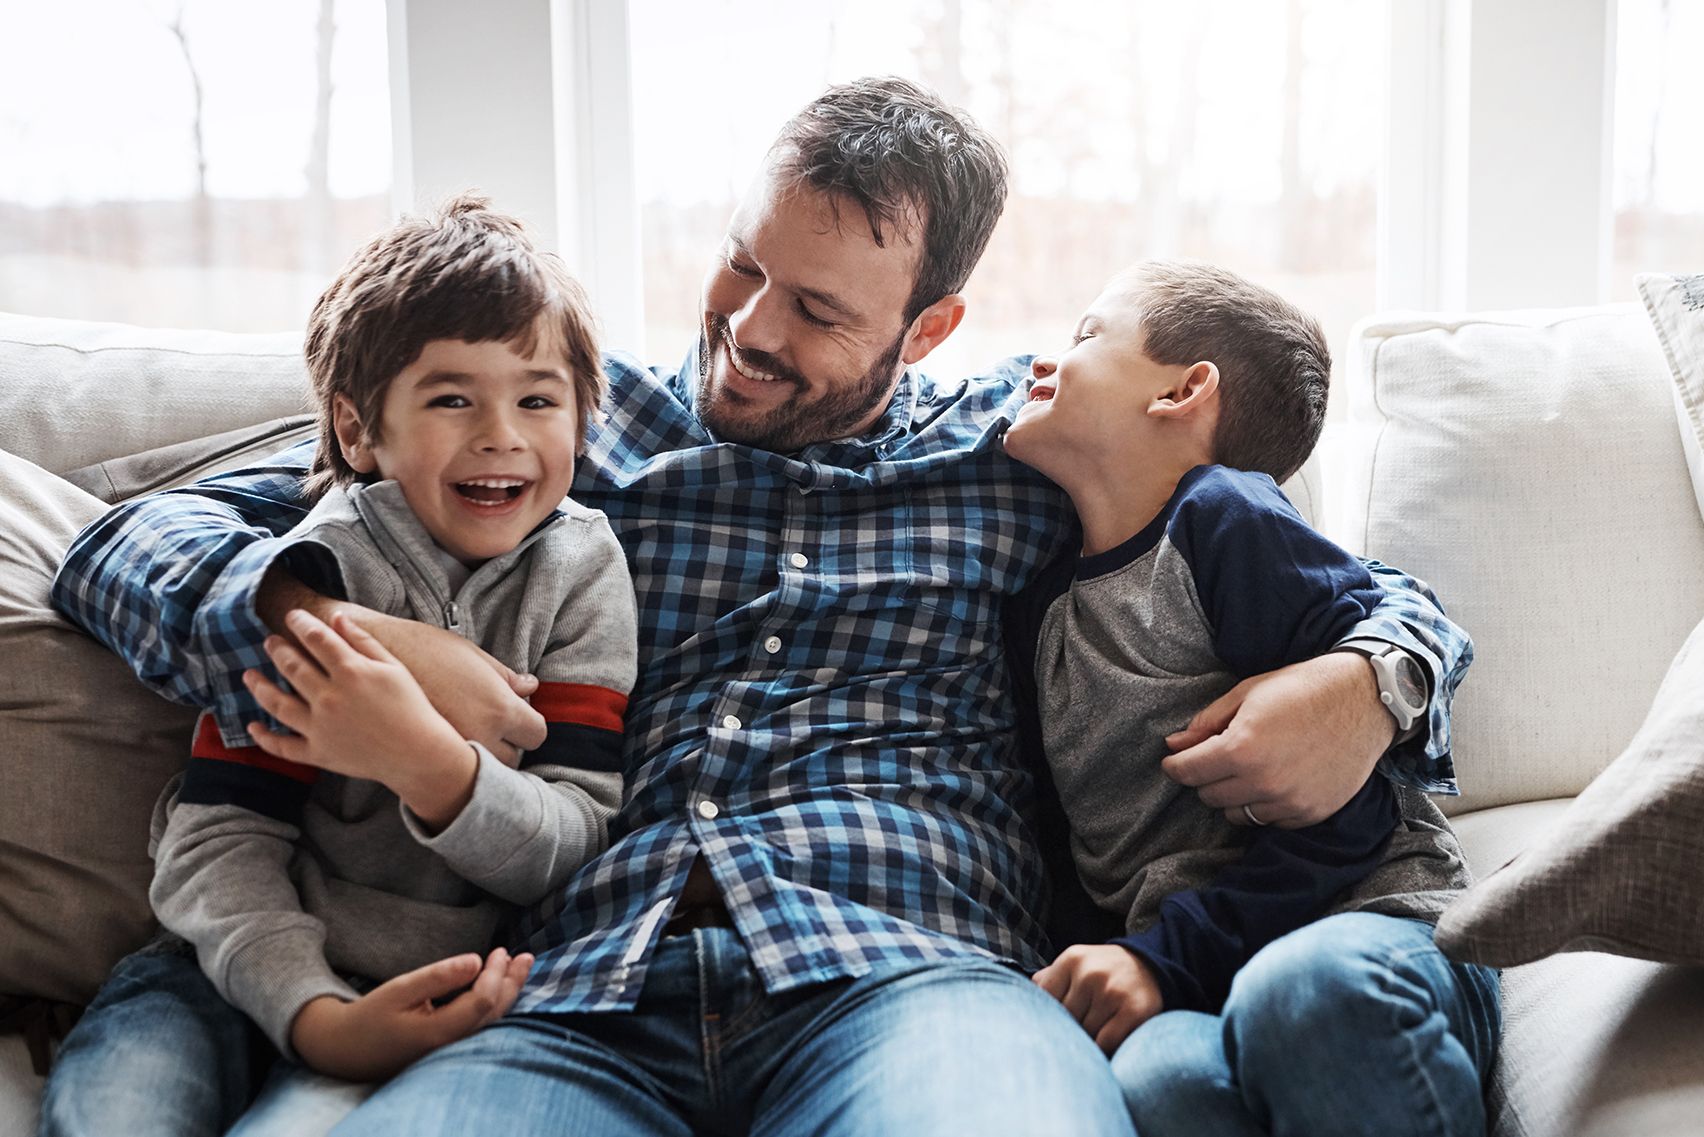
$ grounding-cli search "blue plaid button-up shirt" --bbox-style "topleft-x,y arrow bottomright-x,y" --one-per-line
53,349 -> 1468,1014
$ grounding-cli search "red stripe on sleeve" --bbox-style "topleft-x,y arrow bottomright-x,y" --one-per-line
531,683 -> 628,732
191,714 -> 318,785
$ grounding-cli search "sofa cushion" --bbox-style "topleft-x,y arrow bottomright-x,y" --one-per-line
1435,614 -> 1704,967
0,313 -> 310,476
1337,306 -> 1704,814
0,451 -> 195,1004
1637,272 -> 1704,525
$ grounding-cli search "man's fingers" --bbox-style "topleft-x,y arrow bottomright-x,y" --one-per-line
244,670 -> 313,735
1160,733 -> 1239,788
372,953 -> 484,1009
505,669 -> 539,698
1165,682 -> 1246,752
1031,961 -> 1070,1003
1193,775 -> 1260,811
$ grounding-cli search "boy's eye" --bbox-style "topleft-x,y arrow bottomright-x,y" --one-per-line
519,395 -> 557,410
428,394 -> 470,408
1071,332 -> 1094,347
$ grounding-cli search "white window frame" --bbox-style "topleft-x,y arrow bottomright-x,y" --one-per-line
1381,0 -> 1618,311
387,0 -> 644,354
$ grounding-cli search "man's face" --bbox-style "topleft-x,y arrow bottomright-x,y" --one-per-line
697,167 -> 921,452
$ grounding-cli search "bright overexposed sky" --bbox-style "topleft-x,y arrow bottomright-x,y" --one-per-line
0,0 -> 1698,214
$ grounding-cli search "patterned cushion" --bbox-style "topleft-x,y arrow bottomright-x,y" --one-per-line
1435,615 -> 1704,966
1638,271 -> 1704,525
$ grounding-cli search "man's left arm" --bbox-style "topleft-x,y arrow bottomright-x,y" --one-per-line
1162,561 -> 1471,829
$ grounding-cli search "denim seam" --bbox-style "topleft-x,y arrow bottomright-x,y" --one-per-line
1372,942 -> 1458,1137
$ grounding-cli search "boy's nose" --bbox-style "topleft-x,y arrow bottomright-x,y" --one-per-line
476,414 -> 526,451
1031,355 -> 1057,380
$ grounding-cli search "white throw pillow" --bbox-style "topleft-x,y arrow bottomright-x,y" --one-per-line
1336,306 -> 1704,815
1636,272 -> 1704,525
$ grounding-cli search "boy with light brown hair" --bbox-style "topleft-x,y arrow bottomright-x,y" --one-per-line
1004,260 -> 1499,1135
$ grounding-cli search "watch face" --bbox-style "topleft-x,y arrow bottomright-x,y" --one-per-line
1393,654 -> 1426,708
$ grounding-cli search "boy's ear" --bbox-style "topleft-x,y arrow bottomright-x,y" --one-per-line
1148,361 -> 1220,419
331,395 -> 379,474
900,294 -> 967,366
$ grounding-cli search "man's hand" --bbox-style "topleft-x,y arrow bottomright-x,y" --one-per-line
1162,651 -> 1396,829
1033,945 -> 1163,1055
258,568 -> 546,765
288,948 -> 533,1082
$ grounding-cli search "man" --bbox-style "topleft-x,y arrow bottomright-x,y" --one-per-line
54,78 -> 1469,1135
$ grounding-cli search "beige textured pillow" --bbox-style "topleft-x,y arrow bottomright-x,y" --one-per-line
1436,615 -> 1704,966
0,451 -> 196,1003
1638,271 -> 1704,524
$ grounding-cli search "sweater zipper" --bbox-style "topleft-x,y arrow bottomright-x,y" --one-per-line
443,600 -> 461,630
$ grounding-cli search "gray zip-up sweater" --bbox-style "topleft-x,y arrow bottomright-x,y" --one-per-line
149,479 -> 638,1056
1008,465 -> 1471,1012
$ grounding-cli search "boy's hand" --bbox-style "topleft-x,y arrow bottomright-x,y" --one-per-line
1162,652 -> 1394,828
245,609 -> 478,828
289,948 -> 534,1082
1032,944 -> 1163,1055
257,566 -> 546,765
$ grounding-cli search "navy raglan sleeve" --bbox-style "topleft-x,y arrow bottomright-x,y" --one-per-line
1111,467 -> 1401,1013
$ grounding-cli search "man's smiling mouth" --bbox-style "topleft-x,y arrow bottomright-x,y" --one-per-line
723,329 -> 786,384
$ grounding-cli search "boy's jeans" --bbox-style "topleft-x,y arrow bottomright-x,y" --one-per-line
332,923 -> 1134,1136
1113,912 -> 1503,1137
38,935 -> 371,1137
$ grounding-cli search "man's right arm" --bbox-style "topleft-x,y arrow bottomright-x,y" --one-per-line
52,439 -> 546,759
51,442 -> 319,744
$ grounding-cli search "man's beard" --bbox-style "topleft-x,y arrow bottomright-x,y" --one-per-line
696,314 -> 906,453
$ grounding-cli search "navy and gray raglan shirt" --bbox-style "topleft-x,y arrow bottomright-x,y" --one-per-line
1007,464 -> 1472,1014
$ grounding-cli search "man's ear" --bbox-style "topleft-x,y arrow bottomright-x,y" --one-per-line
331,395 -> 379,474
1148,361 -> 1220,419
900,294 -> 967,366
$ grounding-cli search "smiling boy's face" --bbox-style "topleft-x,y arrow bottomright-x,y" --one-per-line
1003,281 -> 1175,479
335,322 -> 580,565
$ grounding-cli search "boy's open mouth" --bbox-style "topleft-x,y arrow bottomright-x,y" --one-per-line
1028,382 -> 1056,402
454,478 -> 528,505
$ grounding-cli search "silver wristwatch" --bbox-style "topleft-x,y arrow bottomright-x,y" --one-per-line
1338,640 -> 1429,742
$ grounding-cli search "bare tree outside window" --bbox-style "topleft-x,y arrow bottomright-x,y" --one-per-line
0,0 -> 391,332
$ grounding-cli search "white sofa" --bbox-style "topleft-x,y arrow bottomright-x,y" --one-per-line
3,301 -> 1703,1136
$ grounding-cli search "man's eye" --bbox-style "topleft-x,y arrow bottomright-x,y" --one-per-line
726,256 -> 761,279
519,395 -> 557,410
798,303 -> 835,329
428,394 -> 470,408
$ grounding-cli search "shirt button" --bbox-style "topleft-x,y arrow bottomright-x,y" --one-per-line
697,799 -> 720,820
790,552 -> 809,568
763,636 -> 782,654
722,714 -> 742,730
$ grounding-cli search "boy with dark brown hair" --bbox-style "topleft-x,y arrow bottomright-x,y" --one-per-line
42,193 -> 637,1137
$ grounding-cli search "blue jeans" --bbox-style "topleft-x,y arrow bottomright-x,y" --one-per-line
330,924 -> 1134,1136
39,936 -> 371,1137
1111,913 -> 1502,1137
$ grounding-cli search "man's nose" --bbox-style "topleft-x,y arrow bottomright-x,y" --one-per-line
724,280 -> 786,356
1031,355 -> 1057,380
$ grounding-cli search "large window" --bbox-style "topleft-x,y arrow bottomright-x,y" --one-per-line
0,0 -> 391,332
1610,0 -> 1704,300
628,0 -> 1386,382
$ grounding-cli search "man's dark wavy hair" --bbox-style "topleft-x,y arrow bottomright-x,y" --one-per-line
771,76 -> 1009,324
